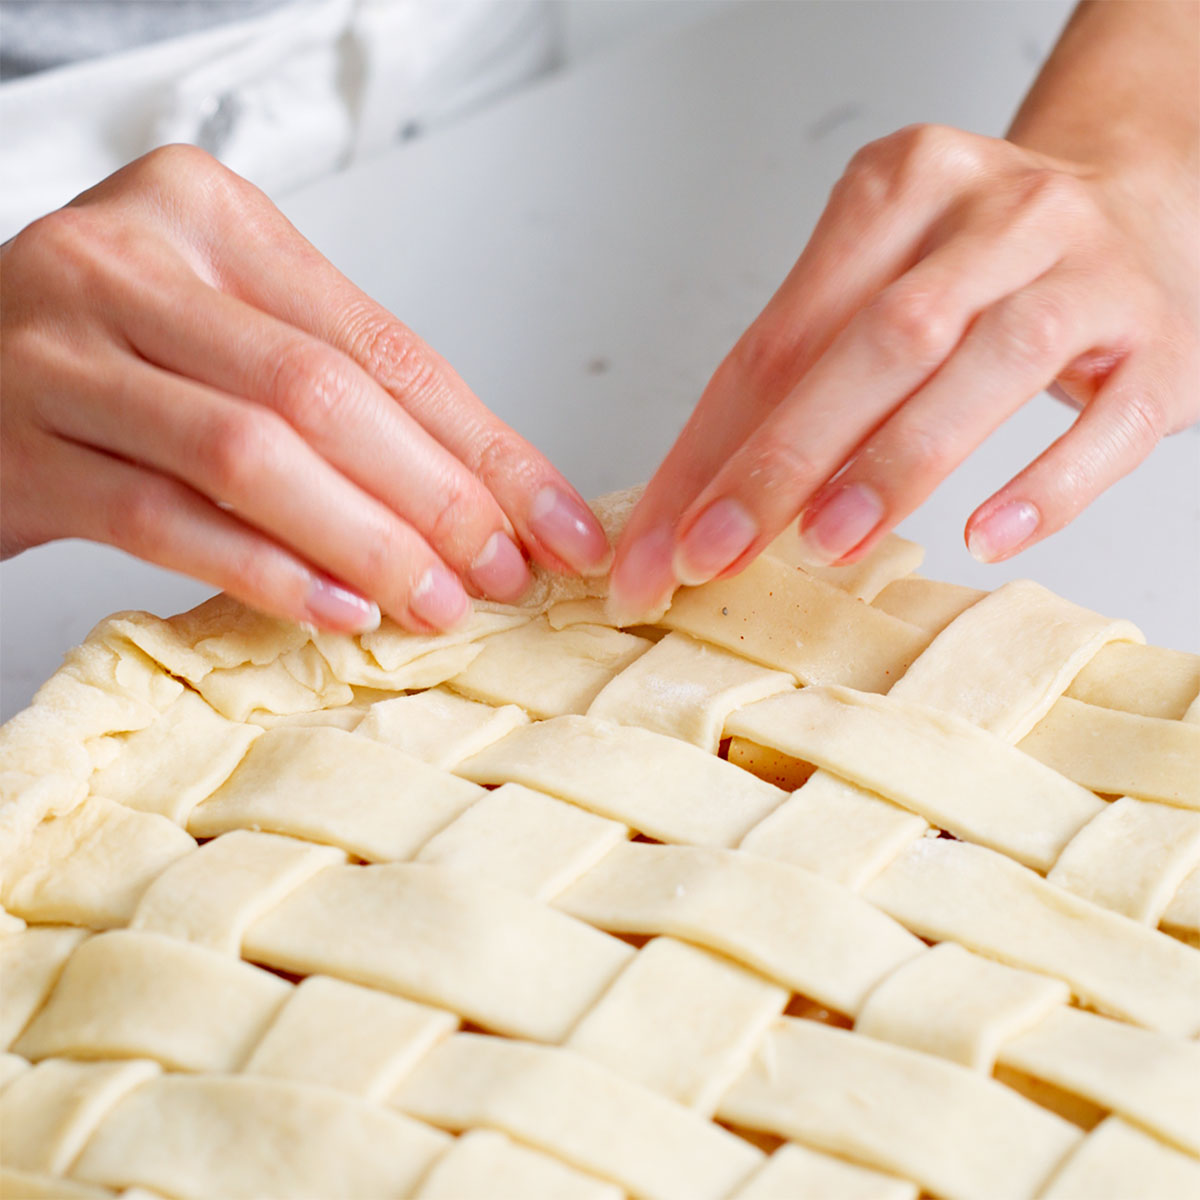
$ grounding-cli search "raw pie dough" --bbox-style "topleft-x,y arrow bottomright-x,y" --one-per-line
1,489 -> 1199,1200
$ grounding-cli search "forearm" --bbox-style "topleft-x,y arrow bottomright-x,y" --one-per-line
1008,0 -> 1199,175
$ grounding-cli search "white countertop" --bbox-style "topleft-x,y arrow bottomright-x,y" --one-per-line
3,0 -> 1197,721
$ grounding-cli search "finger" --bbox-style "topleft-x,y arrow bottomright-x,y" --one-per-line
965,353 -> 1174,561
38,352 -> 474,632
301,301 -> 611,575
197,195 -> 610,575
40,438 -> 381,632
102,253 -> 533,604
661,203 -> 1071,598
795,270 -> 1127,565
221,128 -> 981,585
610,130 -> 1038,620
607,158 -> 949,602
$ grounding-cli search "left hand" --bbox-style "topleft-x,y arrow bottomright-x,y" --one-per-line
607,123 -> 1198,623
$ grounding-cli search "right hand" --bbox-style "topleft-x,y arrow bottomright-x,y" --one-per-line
1,145 -> 609,633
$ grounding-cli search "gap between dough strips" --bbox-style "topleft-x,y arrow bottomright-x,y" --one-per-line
1,489 -> 1199,1200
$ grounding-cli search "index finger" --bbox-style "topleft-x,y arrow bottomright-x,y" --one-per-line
205,179 -> 611,578
607,135 -> 966,623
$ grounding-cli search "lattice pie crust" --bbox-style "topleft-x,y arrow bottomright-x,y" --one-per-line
1,492 -> 1198,1200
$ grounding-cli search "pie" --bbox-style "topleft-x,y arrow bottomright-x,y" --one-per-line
1,491 -> 1198,1200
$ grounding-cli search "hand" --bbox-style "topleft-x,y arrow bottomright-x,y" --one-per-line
1,145 -> 609,633
608,4 -> 1199,625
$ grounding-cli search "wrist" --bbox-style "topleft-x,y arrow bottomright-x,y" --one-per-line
1007,2 -> 1198,179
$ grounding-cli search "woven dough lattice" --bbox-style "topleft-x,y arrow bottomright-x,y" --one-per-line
1,510 -> 1199,1200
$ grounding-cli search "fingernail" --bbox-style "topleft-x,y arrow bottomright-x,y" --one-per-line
798,483 -> 884,566
305,576 -> 381,633
673,498 -> 758,586
968,500 -> 1040,562
528,485 -> 611,574
469,531 -> 531,603
410,564 -> 472,630
607,523 -> 676,626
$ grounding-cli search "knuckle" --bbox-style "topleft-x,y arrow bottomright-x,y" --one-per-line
348,315 -> 406,377
472,426 -> 526,483
17,206 -> 85,252
356,519 -> 416,596
893,423 -> 952,476
997,292 -> 1071,363
744,438 -> 821,491
219,544 -> 279,606
726,321 -> 798,394
838,137 -> 904,207
894,122 -> 949,159
7,208 -> 98,281
869,286 -> 957,367
845,135 -> 888,172
202,409 -> 278,499
134,144 -> 251,219
267,342 -> 355,430
134,143 -> 220,188
841,138 -> 887,181
846,125 -> 971,194
8,207 -> 155,303
1020,168 -> 1090,219
347,315 -> 441,402
427,480 -> 480,554
899,123 -> 981,175
115,480 -> 171,558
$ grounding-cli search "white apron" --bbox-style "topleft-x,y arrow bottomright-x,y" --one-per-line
0,0 -> 558,241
